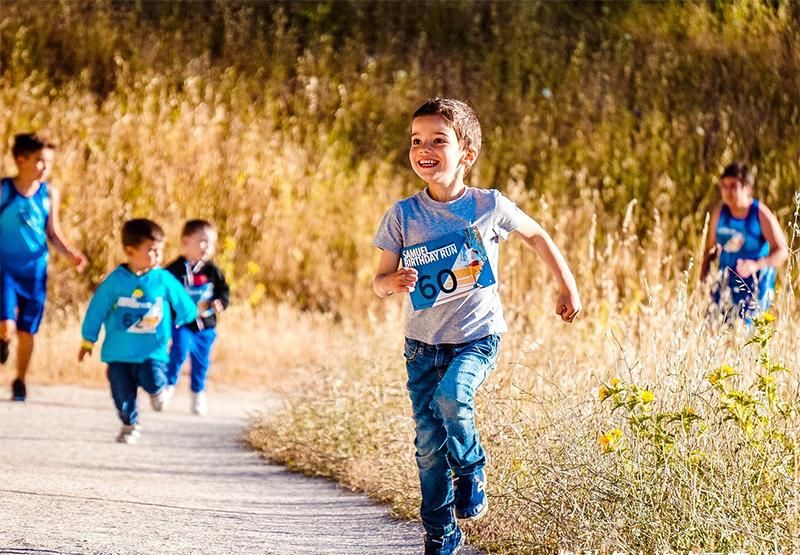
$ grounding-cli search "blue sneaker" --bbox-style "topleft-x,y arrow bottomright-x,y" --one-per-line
424,527 -> 463,555
454,468 -> 487,520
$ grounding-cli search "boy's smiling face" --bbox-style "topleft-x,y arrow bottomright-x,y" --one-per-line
409,115 -> 474,187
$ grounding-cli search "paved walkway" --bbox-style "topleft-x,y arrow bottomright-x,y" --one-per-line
0,385 -> 480,554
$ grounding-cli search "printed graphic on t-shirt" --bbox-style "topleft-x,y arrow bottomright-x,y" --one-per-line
186,273 -> 215,317
719,227 -> 745,253
401,226 -> 495,311
116,289 -> 163,334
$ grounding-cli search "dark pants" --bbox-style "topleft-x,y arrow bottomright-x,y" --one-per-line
107,360 -> 167,425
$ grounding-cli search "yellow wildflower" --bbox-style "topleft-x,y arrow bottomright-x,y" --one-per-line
762,312 -> 776,323
759,374 -> 775,386
598,385 -> 610,401
708,364 -> 734,385
599,428 -> 623,453
638,390 -> 655,404
223,237 -> 237,251
610,377 -> 621,386
718,364 -> 734,377
249,283 -> 266,307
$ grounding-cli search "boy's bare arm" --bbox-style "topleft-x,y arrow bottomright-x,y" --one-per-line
512,214 -> 581,322
373,249 -> 418,298
699,204 -> 722,282
45,186 -> 88,272
757,203 -> 789,268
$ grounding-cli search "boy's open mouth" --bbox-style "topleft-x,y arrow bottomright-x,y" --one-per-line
418,159 -> 439,168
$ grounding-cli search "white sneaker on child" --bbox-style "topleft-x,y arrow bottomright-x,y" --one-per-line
191,391 -> 208,416
150,388 -> 168,412
116,424 -> 141,444
159,385 -> 175,408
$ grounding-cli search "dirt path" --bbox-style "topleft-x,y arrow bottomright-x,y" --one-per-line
0,385 -> 480,555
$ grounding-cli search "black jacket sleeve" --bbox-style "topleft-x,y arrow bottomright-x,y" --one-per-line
210,264 -> 231,309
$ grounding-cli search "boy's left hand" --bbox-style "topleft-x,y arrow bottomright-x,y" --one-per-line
211,299 -> 224,313
556,289 -> 581,323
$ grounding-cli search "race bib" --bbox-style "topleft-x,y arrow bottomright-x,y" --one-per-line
401,226 -> 495,311
116,293 -> 163,334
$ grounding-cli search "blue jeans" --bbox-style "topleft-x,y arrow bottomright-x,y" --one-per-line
166,326 -> 217,393
404,334 -> 500,537
107,360 -> 167,425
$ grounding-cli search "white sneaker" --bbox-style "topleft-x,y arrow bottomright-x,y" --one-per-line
191,391 -> 208,416
150,388 -> 167,412
116,424 -> 141,444
159,385 -> 175,409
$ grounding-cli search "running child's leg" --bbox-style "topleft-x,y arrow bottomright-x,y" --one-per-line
1,270 -> 18,367
188,327 -> 217,393
7,285 -> 46,401
432,334 -> 500,476
166,325 -> 191,387
0,320 -> 13,365
432,334 -> 500,521
404,338 -> 459,539
107,363 -> 139,425
136,359 -> 168,411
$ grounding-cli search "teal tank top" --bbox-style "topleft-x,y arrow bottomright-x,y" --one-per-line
715,199 -> 775,311
0,177 -> 50,277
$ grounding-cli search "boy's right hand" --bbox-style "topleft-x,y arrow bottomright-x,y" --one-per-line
383,267 -> 418,295
556,288 -> 582,323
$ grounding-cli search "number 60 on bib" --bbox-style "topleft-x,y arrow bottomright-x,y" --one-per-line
401,226 -> 496,311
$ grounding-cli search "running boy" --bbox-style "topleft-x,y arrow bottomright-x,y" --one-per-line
373,98 -> 581,555
700,162 -> 788,322
163,219 -> 230,416
78,219 -> 196,444
1,133 -> 87,401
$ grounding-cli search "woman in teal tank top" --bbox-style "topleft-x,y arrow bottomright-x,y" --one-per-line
700,163 -> 789,321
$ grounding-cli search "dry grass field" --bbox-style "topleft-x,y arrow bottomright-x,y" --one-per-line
3,1 -> 800,552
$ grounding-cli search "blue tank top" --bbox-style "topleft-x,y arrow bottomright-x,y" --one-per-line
716,199 -> 775,309
0,177 -> 50,278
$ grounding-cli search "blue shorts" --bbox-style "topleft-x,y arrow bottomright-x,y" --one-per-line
0,271 -> 47,334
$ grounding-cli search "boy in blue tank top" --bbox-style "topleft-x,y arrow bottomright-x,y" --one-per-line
373,98 -> 581,555
1,133 -> 88,401
78,219 -> 196,444
700,163 -> 788,322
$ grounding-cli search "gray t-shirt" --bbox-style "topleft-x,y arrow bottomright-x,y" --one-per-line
373,187 -> 527,344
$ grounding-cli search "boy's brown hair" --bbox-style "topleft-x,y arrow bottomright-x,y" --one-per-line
12,133 -> 56,159
122,219 -> 165,247
412,98 -> 482,156
721,162 -> 755,189
181,219 -> 215,237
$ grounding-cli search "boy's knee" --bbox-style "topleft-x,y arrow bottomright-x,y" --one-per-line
415,444 -> 445,471
0,320 -> 16,340
432,387 -> 470,422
